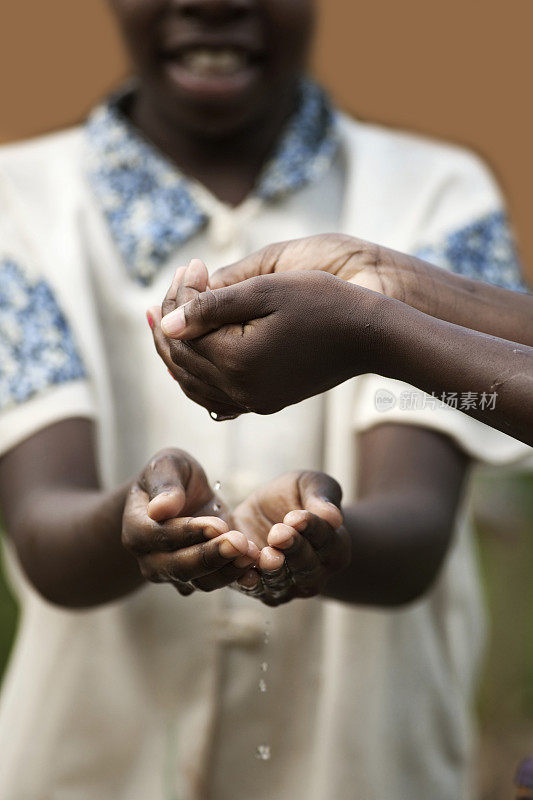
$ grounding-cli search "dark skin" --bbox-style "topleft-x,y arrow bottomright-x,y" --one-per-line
0,415 -> 465,609
0,421 -> 255,607
0,417 -> 353,608
0,1 -> 465,609
109,0 -> 315,205
154,240 -> 533,444
150,263 -> 468,606
0,0 -> 353,611
231,423 -> 467,607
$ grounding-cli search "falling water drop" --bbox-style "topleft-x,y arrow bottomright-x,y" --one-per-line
259,679 -> 267,693
213,481 -> 222,492
261,662 -> 268,673
255,745 -> 271,761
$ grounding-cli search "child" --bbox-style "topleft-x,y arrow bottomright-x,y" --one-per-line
0,0 -> 529,798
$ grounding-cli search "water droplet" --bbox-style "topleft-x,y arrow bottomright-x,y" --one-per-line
255,744 -> 271,761
210,411 -> 220,421
213,502 -> 221,513
261,662 -> 268,672
213,481 -> 222,492
259,679 -> 267,693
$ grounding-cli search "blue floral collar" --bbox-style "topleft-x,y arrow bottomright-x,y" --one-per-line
84,80 -> 340,286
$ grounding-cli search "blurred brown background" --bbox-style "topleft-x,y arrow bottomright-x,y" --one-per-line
0,0 -> 532,281
0,2 -> 532,798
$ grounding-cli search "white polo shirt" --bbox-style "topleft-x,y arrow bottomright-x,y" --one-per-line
0,82 -> 530,800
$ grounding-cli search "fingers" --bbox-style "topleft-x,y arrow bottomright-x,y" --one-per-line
282,511 -> 350,571
124,487 -> 229,554
139,530 -> 251,584
209,254 -> 265,289
177,259 -> 209,304
259,544 -> 286,571
162,264 -> 188,317
297,472 -> 344,529
260,557 -> 294,601
233,540 -> 296,607
234,562 -> 295,607
139,450 -> 191,521
192,541 -> 260,591
161,276 -> 275,341
282,510 -> 332,549
267,523 -> 323,597
149,305 -> 240,415
209,242 -> 288,289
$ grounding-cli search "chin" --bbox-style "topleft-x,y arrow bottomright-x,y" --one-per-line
156,82 -> 277,141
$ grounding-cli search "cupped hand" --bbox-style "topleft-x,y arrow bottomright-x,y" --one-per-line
230,470 -> 351,607
209,234 -> 392,294
149,258 -> 386,418
122,448 -> 259,595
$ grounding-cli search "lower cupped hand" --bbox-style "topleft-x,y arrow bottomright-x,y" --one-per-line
230,471 -> 351,607
122,448 -> 259,596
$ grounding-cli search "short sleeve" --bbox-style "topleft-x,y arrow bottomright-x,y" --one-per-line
352,374 -> 532,466
350,149 -> 532,464
0,254 -> 96,456
412,151 -> 529,293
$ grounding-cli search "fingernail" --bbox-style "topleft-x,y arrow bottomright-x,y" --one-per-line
146,311 -> 154,330
247,541 -> 261,560
260,547 -> 285,571
219,532 -> 247,558
220,539 -> 240,558
280,535 -> 295,549
161,307 -> 186,337
239,568 -> 260,589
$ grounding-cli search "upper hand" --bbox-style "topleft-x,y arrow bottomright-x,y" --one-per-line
122,448 -> 259,595
149,258 -> 385,418
209,234 -> 390,292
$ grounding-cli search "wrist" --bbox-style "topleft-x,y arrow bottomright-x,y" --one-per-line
341,282 -> 401,378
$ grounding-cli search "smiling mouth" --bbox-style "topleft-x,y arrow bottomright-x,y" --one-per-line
183,47 -> 252,76
164,46 -> 260,77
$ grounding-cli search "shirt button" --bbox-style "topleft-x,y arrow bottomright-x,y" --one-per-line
209,213 -> 240,250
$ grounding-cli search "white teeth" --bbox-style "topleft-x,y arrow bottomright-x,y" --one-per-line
182,48 -> 247,76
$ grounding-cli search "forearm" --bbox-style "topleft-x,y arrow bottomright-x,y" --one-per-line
378,298 -> 533,445
7,482 -> 143,608
369,243 -> 533,346
322,493 -> 452,606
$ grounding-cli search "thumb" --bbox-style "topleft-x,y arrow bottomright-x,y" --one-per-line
298,472 -> 344,529
161,276 -> 274,340
141,451 -> 191,522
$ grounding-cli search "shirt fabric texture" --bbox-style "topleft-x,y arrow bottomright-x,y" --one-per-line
0,82 -> 530,800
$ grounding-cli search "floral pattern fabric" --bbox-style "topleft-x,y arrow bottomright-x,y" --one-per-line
84,80 -> 340,286
415,210 -> 528,292
0,258 -> 86,411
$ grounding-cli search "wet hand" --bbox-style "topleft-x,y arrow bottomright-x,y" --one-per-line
231,471 -> 351,607
209,233 -> 391,294
122,448 -> 259,596
149,258 -> 385,418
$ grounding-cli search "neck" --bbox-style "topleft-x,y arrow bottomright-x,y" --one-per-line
130,84 -> 298,207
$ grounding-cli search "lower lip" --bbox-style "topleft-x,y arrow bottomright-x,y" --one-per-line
163,59 -> 261,102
